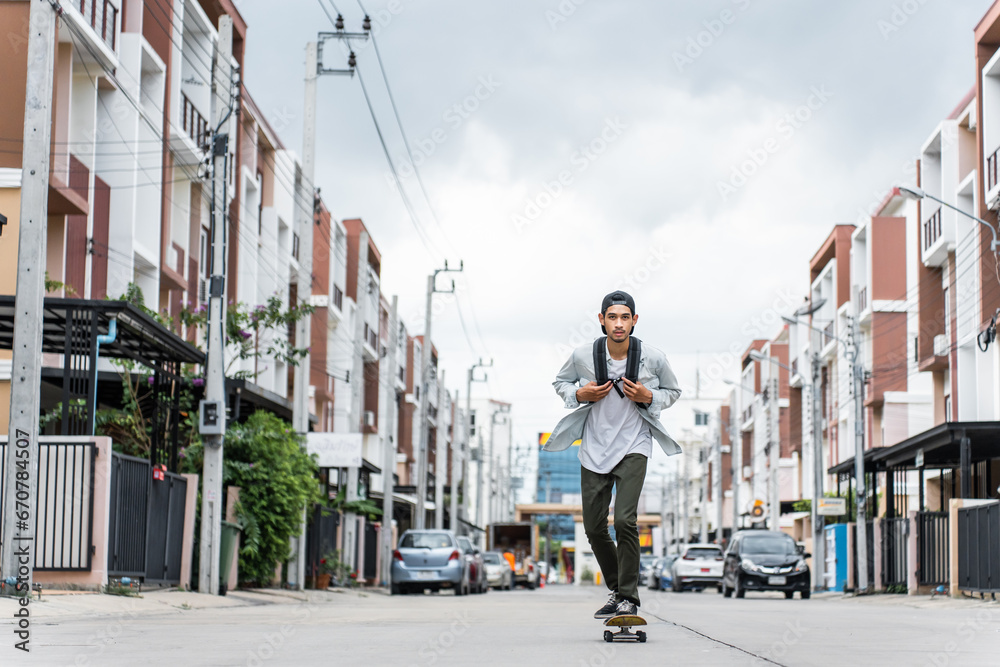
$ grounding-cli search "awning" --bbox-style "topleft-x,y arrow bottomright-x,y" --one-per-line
871,421 -> 1000,469
828,449 -> 878,476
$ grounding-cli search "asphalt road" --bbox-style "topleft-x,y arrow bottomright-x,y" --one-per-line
2,584 -> 999,666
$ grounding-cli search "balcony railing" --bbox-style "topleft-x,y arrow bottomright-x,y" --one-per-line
988,145 -> 1000,192
858,286 -> 868,313
923,207 -> 942,252
79,0 -> 117,51
181,94 -> 210,150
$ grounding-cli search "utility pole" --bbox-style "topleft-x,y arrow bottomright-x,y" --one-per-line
380,296 -> 399,587
198,14 -> 234,596
476,433 -> 485,532
659,479 -> 668,555
434,370 -> 447,530
811,353 -> 826,591
415,262 -> 462,529
700,445 -> 708,543
449,390 -> 461,533
715,427 -> 723,543
768,364 -> 781,531
731,408 -> 740,534
464,359 -> 490,528
487,407 -> 509,527
682,449 -> 689,544
1,0 -> 57,595
288,38 -> 319,593
846,316 -> 869,592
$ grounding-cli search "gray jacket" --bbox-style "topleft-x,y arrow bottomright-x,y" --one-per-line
546,341 -> 683,456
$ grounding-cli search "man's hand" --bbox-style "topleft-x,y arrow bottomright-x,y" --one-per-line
576,381 -> 613,403
622,378 -> 652,404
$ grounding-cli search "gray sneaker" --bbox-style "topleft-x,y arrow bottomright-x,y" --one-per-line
593,592 -> 620,619
613,599 -> 638,617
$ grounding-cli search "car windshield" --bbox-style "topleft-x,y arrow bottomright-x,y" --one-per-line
741,535 -> 797,555
685,548 -> 722,559
457,537 -> 472,551
400,532 -> 454,549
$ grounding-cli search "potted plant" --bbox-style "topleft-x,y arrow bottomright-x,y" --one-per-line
316,557 -> 334,590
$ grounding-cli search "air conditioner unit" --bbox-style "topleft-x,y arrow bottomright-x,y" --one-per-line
364,410 -> 375,427
933,334 -> 948,357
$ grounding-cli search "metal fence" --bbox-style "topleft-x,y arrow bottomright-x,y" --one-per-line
881,517 -> 908,589
306,505 -> 340,581
145,472 -> 188,585
957,502 -> 1000,593
107,452 -> 150,577
917,511 -> 949,587
0,442 -> 96,571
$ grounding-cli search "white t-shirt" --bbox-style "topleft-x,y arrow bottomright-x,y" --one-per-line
579,356 -> 652,474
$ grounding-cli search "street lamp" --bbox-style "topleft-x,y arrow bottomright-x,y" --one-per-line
897,185 -> 999,252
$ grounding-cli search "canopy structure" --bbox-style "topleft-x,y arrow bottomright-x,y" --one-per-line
0,297 -> 204,471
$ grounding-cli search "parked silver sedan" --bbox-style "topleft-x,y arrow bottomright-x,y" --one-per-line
457,535 -> 488,594
391,530 -> 471,595
482,551 -> 513,590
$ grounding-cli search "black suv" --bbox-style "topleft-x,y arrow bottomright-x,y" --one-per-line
721,530 -> 811,599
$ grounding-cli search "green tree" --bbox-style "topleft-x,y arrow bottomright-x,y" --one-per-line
183,411 -> 321,586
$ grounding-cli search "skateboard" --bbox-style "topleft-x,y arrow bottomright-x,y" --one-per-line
602,614 -> 647,643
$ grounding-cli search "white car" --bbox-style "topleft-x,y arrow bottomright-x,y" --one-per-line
482,551 -> 513,590
671,543 -> 724,592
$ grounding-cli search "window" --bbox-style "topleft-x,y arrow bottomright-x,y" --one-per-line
694,412 -> 709,426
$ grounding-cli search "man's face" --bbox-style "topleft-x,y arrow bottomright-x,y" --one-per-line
599,305 -> 636,342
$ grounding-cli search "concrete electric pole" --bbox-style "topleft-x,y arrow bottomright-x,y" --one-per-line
198,15 -> 234,596
811,353 -> 826,590
1,0 -> 57,594
434,370 -> 447,530
846,316 -> 869,592
449,390 -> 461,532
769,365 -> 781,531
380,296 -> 399,586
414,262 -> 462,529
463,359 -> 490,529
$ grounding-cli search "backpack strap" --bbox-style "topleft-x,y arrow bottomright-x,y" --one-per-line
625,336 -> 642,382
592,336 -> 608,385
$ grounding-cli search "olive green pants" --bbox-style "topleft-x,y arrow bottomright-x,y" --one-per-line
581,453 -> 647,605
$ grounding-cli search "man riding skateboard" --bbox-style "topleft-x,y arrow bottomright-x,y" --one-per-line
546,291 -> 682,619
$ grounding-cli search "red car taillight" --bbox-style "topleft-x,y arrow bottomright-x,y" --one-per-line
449,550 -> 461,561
683,555 -> 695,560
393,550 -> 403,561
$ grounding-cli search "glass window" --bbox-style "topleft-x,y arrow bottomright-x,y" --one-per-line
740,535 -> 796,555
685,547 -> 722,559
400,532 -> 454,549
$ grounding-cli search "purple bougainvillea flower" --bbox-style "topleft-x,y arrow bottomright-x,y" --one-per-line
147,377 -> 155,385
239,329 -> 252,341
192,377 -> 205,387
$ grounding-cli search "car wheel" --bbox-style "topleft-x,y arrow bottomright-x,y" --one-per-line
784,591 -> 795,599
391,583 -> 401,595
672,578 -> 682,593
717,585 -> 723,594
801,589 -> 811,600
734,575 -> 746,599
722,582 -> 732,598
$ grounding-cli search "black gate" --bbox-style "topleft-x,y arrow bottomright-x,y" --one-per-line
364,522 -> 378,580
851,520 -> 875,590
917,511 -> 949,587
957,502 -> 1000,593
0,441 -> 97,570
881,517 -> 908,590
108,453 -> 150,577
145,472 -> 187,585
306,505 -> 340,580
108,452 -> 187,584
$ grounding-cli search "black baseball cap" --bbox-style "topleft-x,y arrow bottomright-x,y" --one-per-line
600,291 -> 636,334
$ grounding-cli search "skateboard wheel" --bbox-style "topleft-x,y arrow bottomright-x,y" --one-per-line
637,631 -> 646,643
604,630 -> 613,643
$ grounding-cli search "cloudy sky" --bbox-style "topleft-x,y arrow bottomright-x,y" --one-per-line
236,0 -> 994,450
